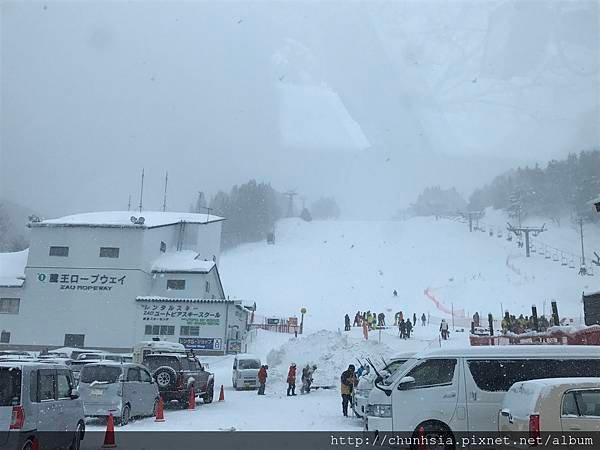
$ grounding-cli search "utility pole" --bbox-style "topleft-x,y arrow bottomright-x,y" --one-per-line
579,217 -> 586,266
201,206 -> 214,223
138,168 -> 145,213
507,222 -> 546,257
464,211 -> 483,232
162,171 -> 168,212
284,191 -> 298,217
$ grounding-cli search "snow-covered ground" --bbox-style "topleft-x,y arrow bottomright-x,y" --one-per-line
86,326 -> 466,432
221,216 -> 598,331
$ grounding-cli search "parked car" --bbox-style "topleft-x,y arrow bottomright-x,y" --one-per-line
499,378 -> 600,440
132,341 -> 186,365
0,361 -> 85,450
353,353 -> 414,418
365,345 -> 600,439
232,354 -> 261,390
78,362 -> 159,426
143,353 -> 214,407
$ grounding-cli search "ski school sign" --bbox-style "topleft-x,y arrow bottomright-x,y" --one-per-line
37,272 -> 127,292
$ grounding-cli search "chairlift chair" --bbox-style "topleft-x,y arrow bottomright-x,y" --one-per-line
561,255 -> 568,266
530,243 -> 536,253
569,258 -> 576,269
552,253 -> 559,262
489,229 -> 494,237
587,264 -> 594,276
507,234 -> 513,242
545,249 -> 551,259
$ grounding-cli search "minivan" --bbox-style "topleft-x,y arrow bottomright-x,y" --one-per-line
365,346 -> 600,440
500,378 -> 600,438
0,361 -> 85,450
232,354 -> 261,390
78,362 -> 159,426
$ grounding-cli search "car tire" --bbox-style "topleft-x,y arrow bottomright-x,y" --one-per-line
21,439 -> 34,450
119,404 -> 131,427
153,366 -> 178,389
204,382 -> 214,404
69,422 -> 84,450
412,421 -> 455,450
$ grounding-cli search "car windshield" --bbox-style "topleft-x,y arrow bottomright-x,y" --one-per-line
80,366 -> 122,384
144,356 -> 181,372
383,358 -> 418,386
0,368 -> 21,406
384,359 -> 409,375
238,359 -> 261,370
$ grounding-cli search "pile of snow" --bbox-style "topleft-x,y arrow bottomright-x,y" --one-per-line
152,250 -> 215,273
0,249 -> 28,287
266,329 -> 395,388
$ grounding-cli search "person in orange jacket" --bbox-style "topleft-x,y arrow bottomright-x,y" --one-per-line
287,363 -> 297,396
258,365 -> 268,395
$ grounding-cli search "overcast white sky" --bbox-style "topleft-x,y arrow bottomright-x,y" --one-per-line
1,0 -> 598,219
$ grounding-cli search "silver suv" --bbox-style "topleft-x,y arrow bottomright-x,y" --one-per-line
0,361 -> 85,450
78,362 -> 160,426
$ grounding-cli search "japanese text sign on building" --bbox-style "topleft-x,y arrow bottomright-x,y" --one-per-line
37,272 -> 126,291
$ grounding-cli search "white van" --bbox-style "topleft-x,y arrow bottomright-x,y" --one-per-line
232,354 -> 261,390
365,346 -> 600,438
499,378 -> 600,438
132,341 -> 186,364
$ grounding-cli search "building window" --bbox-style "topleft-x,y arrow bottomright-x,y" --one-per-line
145,325 -> 160,335
180,326 -> 199,336
49,246 -> 69,257
160,326 -> 175,335
160,241 -> 167,253
64,334 -> 85,347
99,247 -> 120,258
205,281 -> 210,293
0,298 -> 20,314
167,279 -> 185,290
0,331 -> 10,343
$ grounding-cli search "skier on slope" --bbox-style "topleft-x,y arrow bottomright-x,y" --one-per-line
421,313 -> 426,326
399,318 -> 407,339
406,319 -> 413,338
344,314 -> 351,331
440,319 -> 449,340
257,365 -> 268,395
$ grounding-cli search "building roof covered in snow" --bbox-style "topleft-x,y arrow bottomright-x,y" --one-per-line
29,211 -> 224,229
0,249 -> 28,287
151,250 -> 215,274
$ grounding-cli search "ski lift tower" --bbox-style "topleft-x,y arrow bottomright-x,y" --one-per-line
507,222 -> 546,257
284,190 -> 298,217
462,210 -> 484,232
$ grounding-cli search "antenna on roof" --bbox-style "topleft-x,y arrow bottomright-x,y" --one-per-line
138,168 -> 145,213
201,206 -> 214,223
162,171 -> 168,212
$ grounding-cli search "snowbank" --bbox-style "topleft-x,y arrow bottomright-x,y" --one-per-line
266,329 -> 395,387
0,249 -> 28,287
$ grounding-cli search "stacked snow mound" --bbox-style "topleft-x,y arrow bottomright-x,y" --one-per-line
266,330 -> 394,387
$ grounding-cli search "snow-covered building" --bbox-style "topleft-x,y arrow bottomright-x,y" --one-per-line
0,211 -> 250,354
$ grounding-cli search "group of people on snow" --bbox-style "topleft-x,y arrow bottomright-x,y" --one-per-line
259,363 -> 318,396
351,311 -> 385,330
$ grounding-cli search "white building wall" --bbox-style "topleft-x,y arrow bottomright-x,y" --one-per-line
149,269 -> 224,300
27,227 -> 144,270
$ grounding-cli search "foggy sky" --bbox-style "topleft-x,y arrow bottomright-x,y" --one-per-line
1,1 -> 598,220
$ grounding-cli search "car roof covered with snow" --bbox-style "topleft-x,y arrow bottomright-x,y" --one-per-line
0,361 -> 71,370
414,345 -> 600,359
30,210 -> 224,229
235,354 -> 261,361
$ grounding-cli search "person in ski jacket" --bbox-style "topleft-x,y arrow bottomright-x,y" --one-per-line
394,311 -> 401,326
340,365 -> 357,417
440,320 -> 449,340
301,364 -> 316,393
344,314 -> 351,331
399,318 -> 406,339
353,311 -> 361,327
413,313 -> 417,326
287,363 -> 297,396
421,313 -> 426,326
258,365 -> 268,395
406,319 -> 413,338
393,289 -> 398,297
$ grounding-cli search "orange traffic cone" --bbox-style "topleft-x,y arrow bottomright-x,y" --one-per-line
218,384 -> 225,401
31,437 -> 40,450
188,386 -> 196,410
102,413 -> 117,448
154,396 -> 165,422
417,426 -> 426,450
